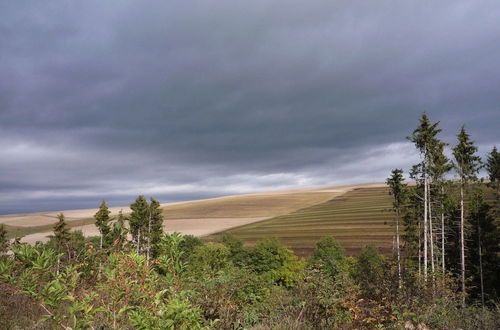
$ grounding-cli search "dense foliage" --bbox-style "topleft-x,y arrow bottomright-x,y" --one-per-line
1,228 -> 499,329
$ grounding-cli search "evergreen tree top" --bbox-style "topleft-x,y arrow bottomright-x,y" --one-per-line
407,112 -> 442,154
429,140 -> 452,180
94,200 -> 111,223
486,146 -> 500,183
129,195 -> 150,227
386,168 -> 407,207
452,126 -> 482,180
53,213 -> 70,245
130,195 -> 149,211
150,197 -> 163,216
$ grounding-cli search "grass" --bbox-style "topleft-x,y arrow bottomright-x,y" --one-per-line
206,186 -> 396,256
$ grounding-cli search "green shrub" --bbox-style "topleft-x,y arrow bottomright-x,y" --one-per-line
310,236 -> 349,277
247,238 -> 305,288
187,242 -> 231,275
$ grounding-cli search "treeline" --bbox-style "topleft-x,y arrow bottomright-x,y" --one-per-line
387,113 -> 500,307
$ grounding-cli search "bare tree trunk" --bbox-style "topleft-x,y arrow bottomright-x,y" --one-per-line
100,234 -> 103,250
441,212 -> 446,273
478,220 -> 485,307
418,221 -> 422,277
137,231 -> 141,255
424,172 -> 429,281
441,187 -> 446,275
429,191 -> 435,276
396,207 -> 402,289
147,212 -> 152,266
460,180 -> 466,308
392,236 -> 395,257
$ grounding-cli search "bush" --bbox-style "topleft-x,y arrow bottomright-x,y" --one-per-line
310,236 -> 349,277
356,244 -> 386,299
187,242 -> 231,275
247,238 -> 305,288
220,233 -> 248,266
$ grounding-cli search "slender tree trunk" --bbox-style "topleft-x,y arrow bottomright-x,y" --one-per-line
460,180 -> 466,308
396,207 -> 401,289
424,172 -> 428,281
441,212 -> 446,273
137,231 -> 141,255
147,213 -> 152,265
478,220 -> 485,307
441,186 -> 446,275
418,221 -> 422,276
100,234 -> 103,249
429,190 -> 435,276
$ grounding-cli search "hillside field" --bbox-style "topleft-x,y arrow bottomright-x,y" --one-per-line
206,186 -> 395,256
1,183 -> 397,255
1,185 -> 351,243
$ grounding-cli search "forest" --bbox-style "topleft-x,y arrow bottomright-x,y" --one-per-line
0,113 -> 499,329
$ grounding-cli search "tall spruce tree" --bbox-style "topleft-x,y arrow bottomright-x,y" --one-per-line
53,213 -> 71,274
452,126 -> 481,307
148,197 -> 164,261
129,195 -> 150,254
486,146 -> 500,190
386,168 -> 407,288
408,112 -> 442,281
486,146 -> 500,225
94,200 -> 111,249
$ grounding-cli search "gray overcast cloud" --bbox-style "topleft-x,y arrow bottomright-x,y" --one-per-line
1,1 -> 499,213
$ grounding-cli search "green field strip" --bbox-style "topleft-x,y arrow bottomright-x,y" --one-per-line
208,186 -> 395,255
5,217 -> 95,239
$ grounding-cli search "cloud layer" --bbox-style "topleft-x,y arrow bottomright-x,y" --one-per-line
1,1 -> 499,213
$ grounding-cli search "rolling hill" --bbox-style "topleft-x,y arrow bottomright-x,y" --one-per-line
0,183 -> 396,255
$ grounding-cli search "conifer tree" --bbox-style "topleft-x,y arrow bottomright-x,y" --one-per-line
486,146 -> 500,223
386,168 -> 407,288
53,213 -> 71,274
0,224 -> 9,255
408,112 -> 442,281
148,197 -> 164,261
452,126 -> 481,307
129,195 -> 149,254
94,200 -> 111,249
486,146 -> 500,191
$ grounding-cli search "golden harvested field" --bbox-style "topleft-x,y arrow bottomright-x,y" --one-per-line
2,183 -> 393,253
2,184 -> 370,244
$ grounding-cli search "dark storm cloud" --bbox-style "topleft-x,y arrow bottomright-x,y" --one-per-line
1,1 -> 499,213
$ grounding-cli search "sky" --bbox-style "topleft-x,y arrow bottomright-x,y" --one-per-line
1,1 -> 499,214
